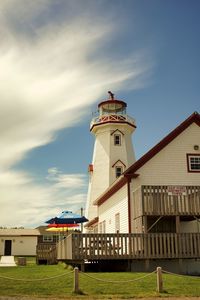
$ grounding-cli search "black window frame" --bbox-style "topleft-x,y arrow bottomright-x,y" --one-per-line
115,166 -> 123,178
114,134 -> 121,146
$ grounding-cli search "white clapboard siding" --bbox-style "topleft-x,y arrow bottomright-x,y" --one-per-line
132,123 -> 200,188
98,184 -> 128,233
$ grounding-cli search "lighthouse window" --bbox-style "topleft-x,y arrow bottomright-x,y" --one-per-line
114,134 -> 121,145
115,166 -> 123,178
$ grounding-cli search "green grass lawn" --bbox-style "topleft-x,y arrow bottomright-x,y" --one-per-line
0,262 -> 199,298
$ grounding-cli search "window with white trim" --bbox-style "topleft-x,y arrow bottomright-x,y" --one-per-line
114,134 -> 121,146
187,154 -> 200,172
115,213 -> 120,233
115,166 -> 123,178
99,222 -> 103,233
99,221 -> 106,233
102,220 -> 106,233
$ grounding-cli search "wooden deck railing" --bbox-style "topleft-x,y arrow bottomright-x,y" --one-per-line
141,185 -> 200,216
57,232 -> 200,261
36,244 -> 57,264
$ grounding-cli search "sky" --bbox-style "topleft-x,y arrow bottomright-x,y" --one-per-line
0,0 -> 199,228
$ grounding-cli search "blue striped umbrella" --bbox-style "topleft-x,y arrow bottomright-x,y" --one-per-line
46,210 -> 88,224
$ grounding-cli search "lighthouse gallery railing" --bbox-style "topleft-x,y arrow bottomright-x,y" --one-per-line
90,114 -> 135,128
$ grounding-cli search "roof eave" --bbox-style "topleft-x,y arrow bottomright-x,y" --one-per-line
84,217 -> 99,228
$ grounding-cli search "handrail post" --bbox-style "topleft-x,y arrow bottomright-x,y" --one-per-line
73,267 -> 79,293
156,266 -> 163,293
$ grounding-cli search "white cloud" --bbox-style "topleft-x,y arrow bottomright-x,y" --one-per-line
0,1 -> 152,169
0,1 -> 153,227
47,167 -> 87,189
0,169 -> 87,228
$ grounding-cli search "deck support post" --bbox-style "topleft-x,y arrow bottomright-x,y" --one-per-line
81,262 -> 85,272
145,259 -> 150,271
178,258 -> 183,274
156,266 -> 163,293
73,267 -> 79,293
176,216 -> 180,233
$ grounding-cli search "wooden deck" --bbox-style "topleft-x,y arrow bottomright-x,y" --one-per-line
36,244 -> 57,264
134,185 -> 200,216
57,232 -> 200,261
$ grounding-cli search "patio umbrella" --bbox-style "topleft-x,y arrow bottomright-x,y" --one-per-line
46,210 -> 88,225
47,223 -> 79,228
46,226 -> 79,232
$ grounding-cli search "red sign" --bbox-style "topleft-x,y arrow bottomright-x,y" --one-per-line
167,186 -> 186,196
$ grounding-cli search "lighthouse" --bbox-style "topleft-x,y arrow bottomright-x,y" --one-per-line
85,92 -> 136,226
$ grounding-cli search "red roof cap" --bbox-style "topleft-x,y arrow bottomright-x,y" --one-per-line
98,99 -> 127,108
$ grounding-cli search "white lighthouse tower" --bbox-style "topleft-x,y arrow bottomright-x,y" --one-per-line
85,91 -> 136,227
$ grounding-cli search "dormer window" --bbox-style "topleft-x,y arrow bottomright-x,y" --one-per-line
115,166 -> 123,178
187,154 -> 200,172
111,129 -> 124,146
114,134 -> 121,146
112,160 -> 126,178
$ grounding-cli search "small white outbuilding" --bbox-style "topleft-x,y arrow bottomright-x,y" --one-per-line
0,228 -> 40,256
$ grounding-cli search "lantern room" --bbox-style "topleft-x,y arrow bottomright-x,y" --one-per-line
98,91 -> 126,116
90,91 -> 135,132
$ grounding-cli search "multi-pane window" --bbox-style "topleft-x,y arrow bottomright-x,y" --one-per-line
187,154 -> 200,172
115,166 -> 123,178
114,134 -> 121,145
190,157 -> 200,170
43,235 -> 53,242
